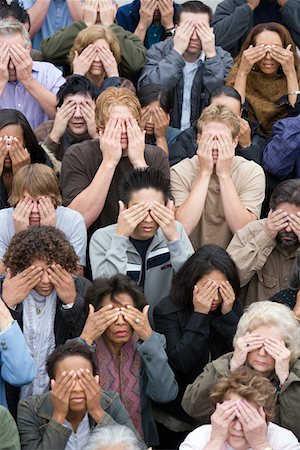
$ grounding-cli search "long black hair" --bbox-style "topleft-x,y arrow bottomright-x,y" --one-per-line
0,109 -> 47,163
171,244 -> 240,309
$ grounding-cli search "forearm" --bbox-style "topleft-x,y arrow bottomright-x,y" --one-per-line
22,79 -> 57,118
233,69 -> 248,103
287,72 -> 299,106
66,0 -> 83,21
174,173 -> 210,235
156,136 -> 168,155
0,79 -> 7,96
219,174 -> 256,234
68,161 -> 116,228
134,22 -> 147,43
27,0 -> 51,37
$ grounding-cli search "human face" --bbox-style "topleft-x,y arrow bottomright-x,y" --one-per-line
254,30 -> 282,76
210,96 -> 242,116
88,39 -> 110,77
141,100 -> 160,136
196,269 -> 228,311
0,33 -> 27,82
108,104 -> 136,151
179,12 -> 210,59
226,393 -> 261,450
247,324 -> 284,376
198,121 -> 237,164
129,188 -> 165,240
0,124 -> 25,169
101,293 -> 134,351
20,192 -> 54,226
31,258 -> 54,296
275,202 -> 300,250
65,93 -> 93,136
54,355 -> 93,413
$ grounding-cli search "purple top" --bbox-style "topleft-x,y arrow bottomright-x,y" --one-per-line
0,61 -> 65,129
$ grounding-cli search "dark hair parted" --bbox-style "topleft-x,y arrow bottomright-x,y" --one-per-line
210,367 -> 276,423
138,84 -> 172,114
208,86 -> 242,105
84,274 -> 147,318
176,1 -> 212,24
56,75 -> 100,108
269,179 -> 300,211
0,0 -> 30,30
0,109 -> 46,163
46,342 -> 97,380
170,244 -> 240,309
3,226 -> 79,276
119,168 -> 171,207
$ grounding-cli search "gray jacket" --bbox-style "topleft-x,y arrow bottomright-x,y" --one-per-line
138,40 -> 233,129
17,390 -> 147,450
212,0 -> 300,57
89,221 -> 194,314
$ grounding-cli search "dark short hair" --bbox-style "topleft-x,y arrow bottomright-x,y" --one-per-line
176,0 -> 212,24
119,168 -> 171,206
46,342 -> 97,380
0,0 -> 30,30
0,109 -> 47,163
84,274 -> 147,318
137,84 -> 172,114
208,86 -> 242,105
269,179 -> 300,211
170,244 -> 240,308
56,75 -> 100,108
3,226 -> 79,276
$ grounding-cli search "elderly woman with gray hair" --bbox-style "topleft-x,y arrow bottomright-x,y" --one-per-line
181,302 -> 300,440
85,424 -> 146,450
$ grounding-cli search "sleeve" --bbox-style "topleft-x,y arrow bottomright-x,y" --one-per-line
281,0 -> 300,49
138,44 -> 185,90
226,224 -> 276,287
212,1 -> 253,53
41,21 -> 87,66
18,400 -> 71,450
170,162 -> 192,207
0,407 -> 20,450
262,119 -> 299,181
22,0 -> 34,7
89,230 -> 128,279
153,306 -> 211,376
61,148 -> 91,206
237,162 -> 266,218
179,426 -> 212,450
0,321 -> 36,386
44,63 -> 65,93
168,223 -> 194,272
150,146 -> 170,181
202,48 -> 233,98
67,212 -> 87,266
181,359 -> 230,421
0,211 -> 11,261
136,332 -> 178,403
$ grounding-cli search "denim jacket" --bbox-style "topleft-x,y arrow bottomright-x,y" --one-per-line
17,390 -> 147,450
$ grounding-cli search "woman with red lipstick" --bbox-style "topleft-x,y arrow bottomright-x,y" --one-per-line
182,301 -> 300,441
77,274 -> 178,448
226,22 -> 300,136
180,368 -> 300,449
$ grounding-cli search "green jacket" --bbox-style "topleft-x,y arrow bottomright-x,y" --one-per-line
40,21 -> 146,78
0,406 -> 20,450
181,352 -> 300,441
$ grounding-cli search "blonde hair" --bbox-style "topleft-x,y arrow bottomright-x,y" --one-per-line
95,87 -> 141,130
0,19 -> 31,48
69,25 -> 121,66
234,301 -> 300,364
211,367 -> 276,423
197,104 -> 240,139
8,164 -> 62,207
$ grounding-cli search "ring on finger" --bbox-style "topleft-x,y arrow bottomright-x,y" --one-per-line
135,318 -> 141,324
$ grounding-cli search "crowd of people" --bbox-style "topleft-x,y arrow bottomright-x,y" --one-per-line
0,0 -> 300,449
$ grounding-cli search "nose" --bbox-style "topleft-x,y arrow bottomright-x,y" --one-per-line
232,418 -> 242,431
214,289 -> 220,301
32,200 -> 39,213
144,211 -> 153,223
94,51 -> 101,62
148,112 -> 154,125
41,269 -> 50,284
116,311 -> 125,325
285,222 -> 292,232
191,28 -> 198,40
257,344 -> 267,356
8,58 -> 14,69
73,104 -> 82,118
73,376 -> 84,393
121,121 -> 127,133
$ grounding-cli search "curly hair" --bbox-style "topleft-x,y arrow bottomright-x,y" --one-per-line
3,226 -> 78,276
210,367 -> 276,423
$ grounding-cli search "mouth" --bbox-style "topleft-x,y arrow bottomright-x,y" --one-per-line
115,330 -> 128,337
70,397 -> 85,403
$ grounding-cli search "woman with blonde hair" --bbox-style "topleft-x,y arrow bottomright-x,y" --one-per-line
69,25 -> 133,92
226,22 -> 300,136
180,368 -> 300,449
181,301 -> 300,440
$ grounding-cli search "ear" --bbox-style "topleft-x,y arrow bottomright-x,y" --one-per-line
286,44 -> 292,51
232,135 -> 239,149
197,132 -> 201,144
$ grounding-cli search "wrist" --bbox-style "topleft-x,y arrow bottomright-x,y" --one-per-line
20,77 -> 34,88
49,131 -> 62,144
1,294 -> 18,309
164,22 -> 174,30
205,50 -> 217,58
131,158 -> 148,169
52,411 -> 67,424
166,230 -> 179,242
252,443 -> 270,450
101,158 -> 119,171
80,332 -> 94,345
90,408 -> 105,424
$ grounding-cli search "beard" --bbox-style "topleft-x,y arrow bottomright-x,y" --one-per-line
276,230 -> 299,249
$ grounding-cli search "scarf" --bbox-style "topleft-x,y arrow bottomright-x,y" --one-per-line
21,289 -> 57,399
95,334 -> 143,438
227,64 -> 289,136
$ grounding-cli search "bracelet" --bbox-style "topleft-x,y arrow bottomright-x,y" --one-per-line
288,90 -> 300,95
165,26 -> 175,31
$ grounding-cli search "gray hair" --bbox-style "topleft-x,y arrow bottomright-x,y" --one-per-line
84,425 -> 144,450
0,19 -> 31,48
233,301 -> 300,364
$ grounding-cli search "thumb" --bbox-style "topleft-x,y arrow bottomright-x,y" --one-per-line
5,268 -> 12,280
88,304 -> 95,316
74,50 -> 78,59
167,199 -> 175,212
118,200 -> 125,213
286,44 -> 292,51
249,45 -> 253,49
143,304 -> 150,318
50,379 -> 56,390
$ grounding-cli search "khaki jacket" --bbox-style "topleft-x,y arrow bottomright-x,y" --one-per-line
227,219 -> 300,307
182,353 -> 300,441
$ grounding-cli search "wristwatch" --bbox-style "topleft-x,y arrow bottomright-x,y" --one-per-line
165,27 -> 175,37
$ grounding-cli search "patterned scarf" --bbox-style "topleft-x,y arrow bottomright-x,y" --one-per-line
95,334 -> 143,438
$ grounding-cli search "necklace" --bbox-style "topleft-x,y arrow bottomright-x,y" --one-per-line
33,297 -> 46,315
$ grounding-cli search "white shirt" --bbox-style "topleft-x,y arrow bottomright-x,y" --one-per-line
64,412 -> 91,450
180,52 -> 205,131
179,423 -> 300,450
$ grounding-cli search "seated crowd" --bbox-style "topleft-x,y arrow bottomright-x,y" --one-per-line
0,0 -> 300,449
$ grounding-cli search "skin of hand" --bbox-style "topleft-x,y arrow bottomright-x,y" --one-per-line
239,44 -> 267,75
12,196 -> 33,233
80,303 -> 121,344
47,264 -> 76,304
235,401 -> 269,449
0,136 -> 9,176
269,44 -> 296,77
173,19 -> 194,55
50,99 -> 77,142
99,118 -> 122,168
153,107 -> 170,138
120,304 -> 153,341
51,371 -> 77,423
230,332 -> 265,372
7,137 -> 30,175
125,118 -> 147,168
289,212 -> 300,240
294,290 -> 300,319
195,21 -> 216,58
208,400 -> 238,446
99,0 -> 116,26
263,337 -> 291,385
159,0 -> 174,29
197,132 -> 214,177
72,45 -> 97,76
219,281 -> 235,315
82,0 -> 98,26
264,209 -> 289,240
192,280 -> 218,314
79,98 -> 98,138
215,133 -> 235,179
77,368 -> 105,423
238,118 -> 252,149
149,199 -> 179,241
97,46 -> 119,77
9,44 -> 33,83
247,0 -> 261,10
38,196 -> 56,227
0,43 -> 10,84
115,200 -> 149,237
2,266 -> 44,308
139,0 -> 157,28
